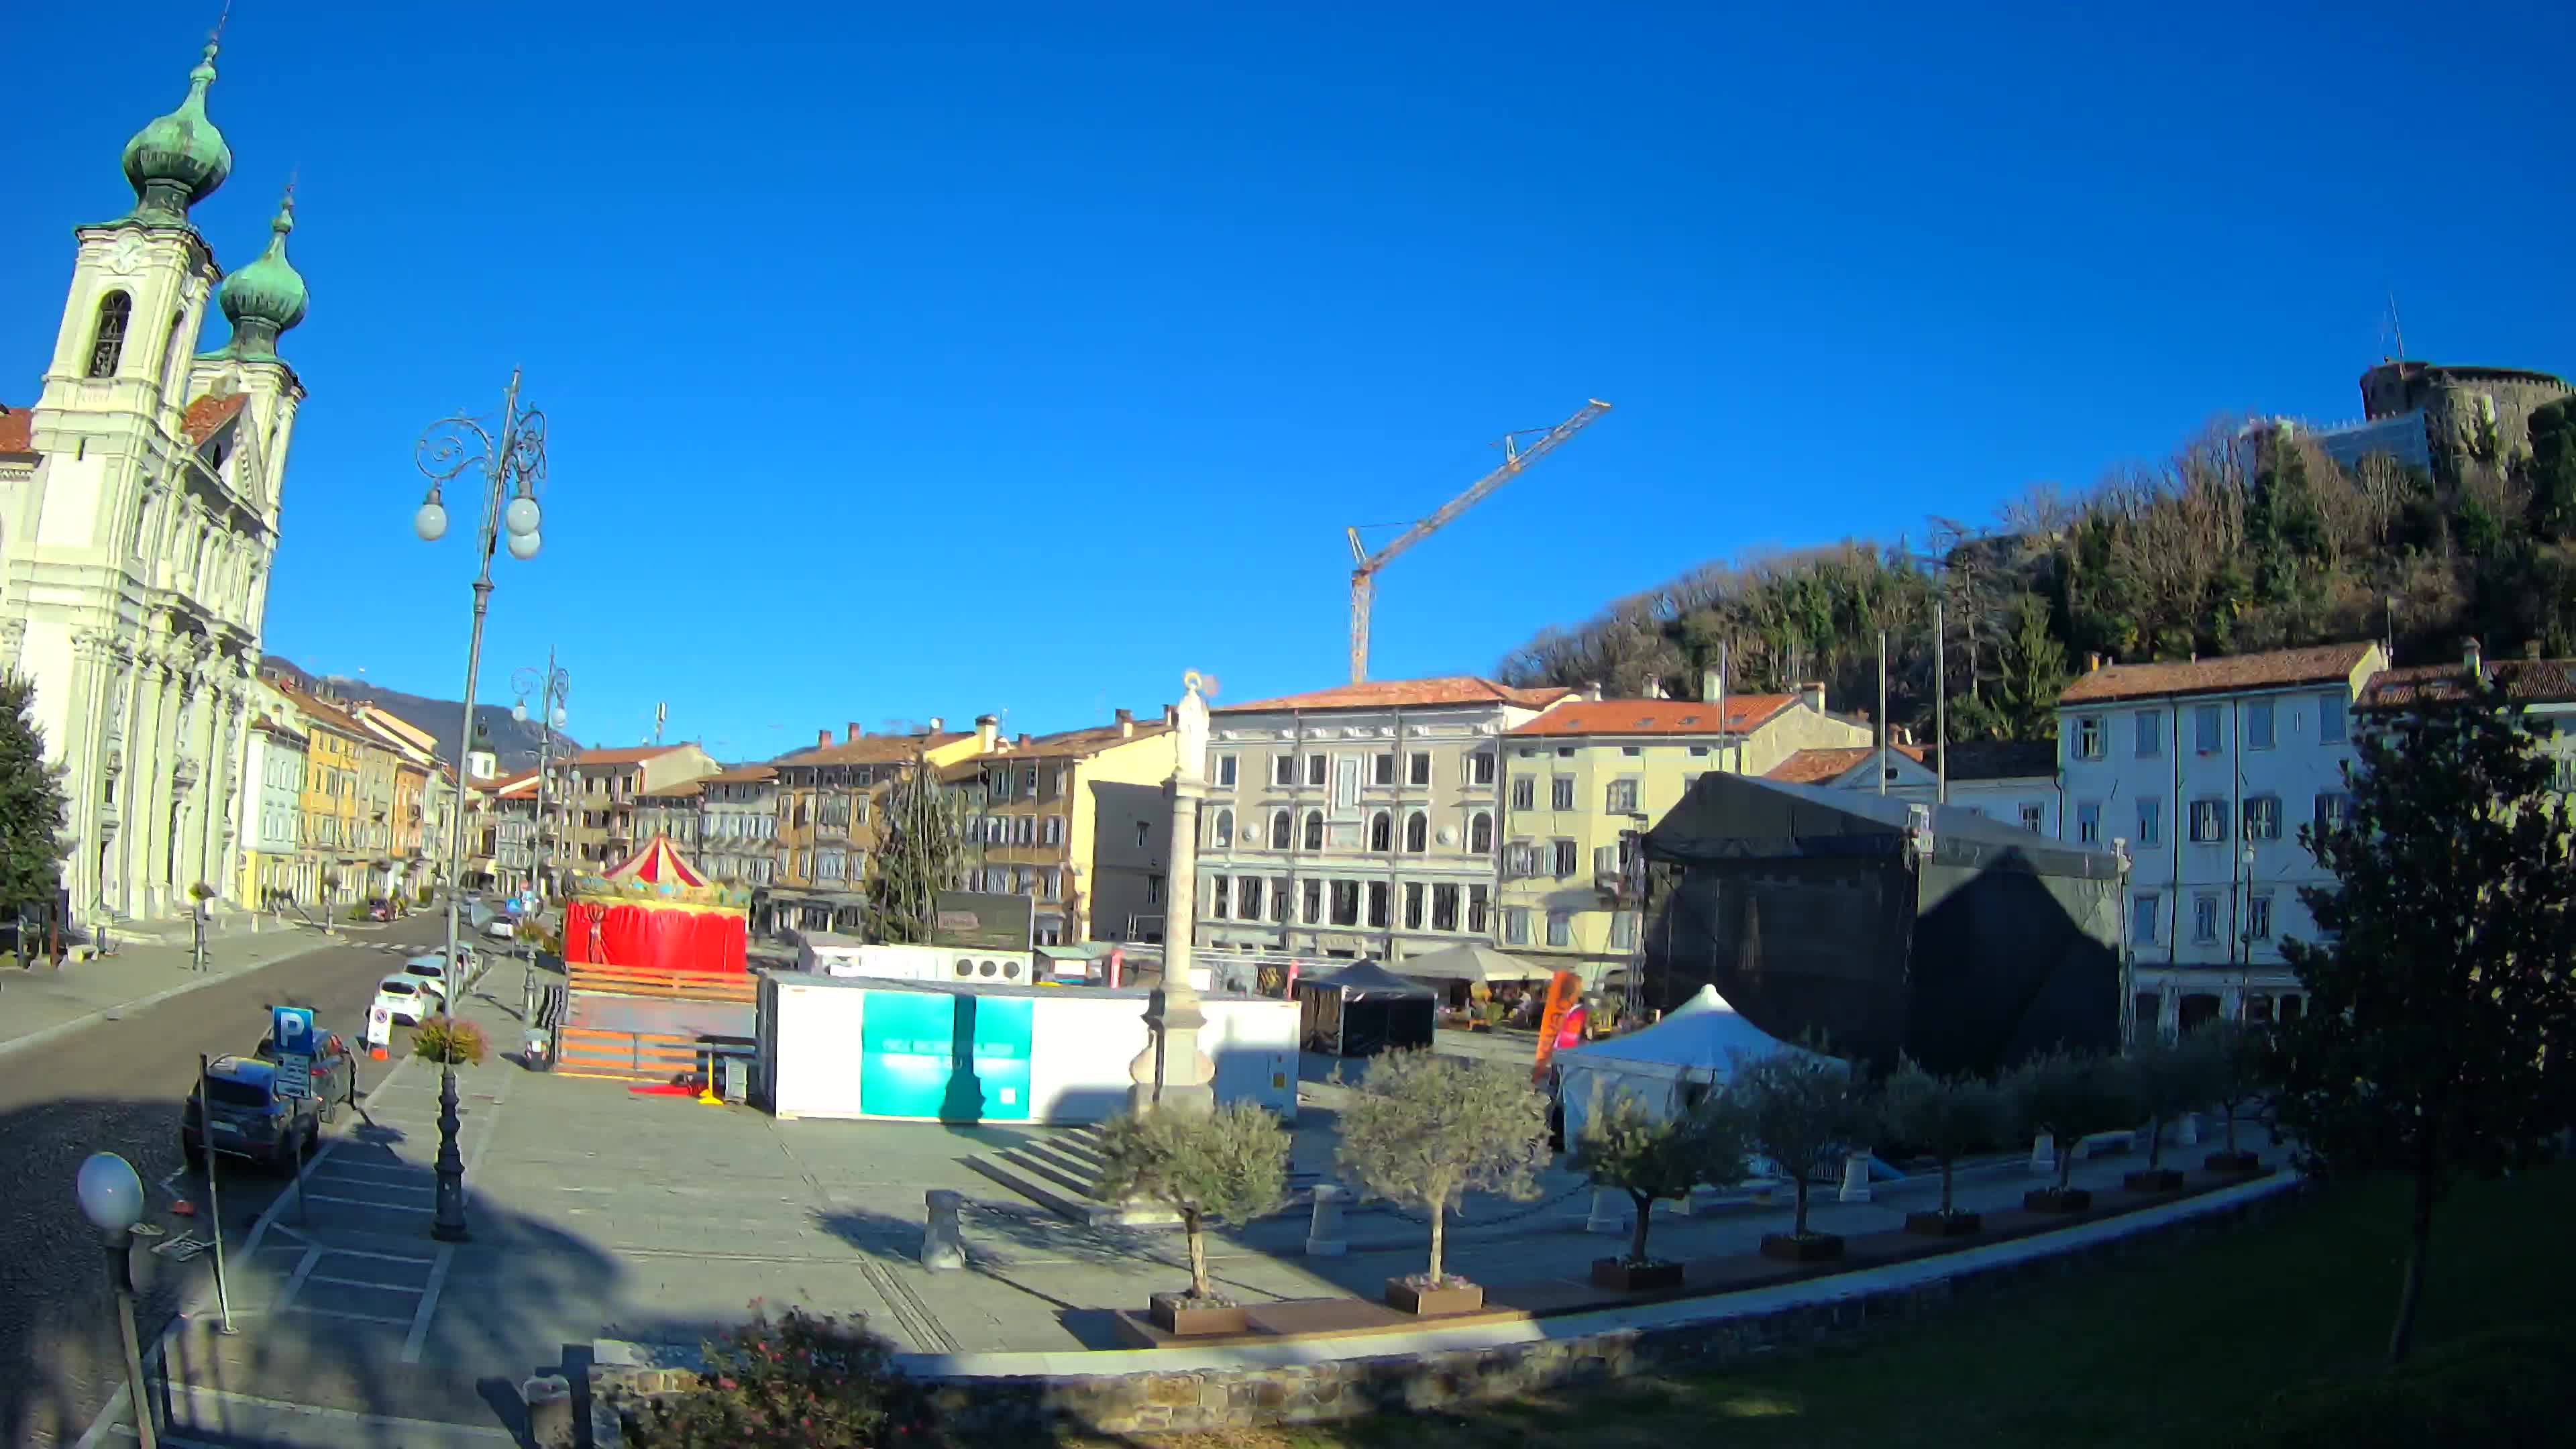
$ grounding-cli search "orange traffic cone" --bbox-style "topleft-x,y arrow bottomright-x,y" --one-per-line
171,1199 -> 196,1218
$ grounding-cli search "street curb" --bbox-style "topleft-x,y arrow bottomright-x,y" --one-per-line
0,931 -> 343,1067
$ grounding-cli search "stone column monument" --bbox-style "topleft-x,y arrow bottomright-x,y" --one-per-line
1128,672 -> 1217,1117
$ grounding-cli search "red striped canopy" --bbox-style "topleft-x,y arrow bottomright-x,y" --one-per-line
600,835 -> 707,888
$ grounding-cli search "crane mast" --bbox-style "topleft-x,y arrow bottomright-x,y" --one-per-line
1347,399 -> 1611,684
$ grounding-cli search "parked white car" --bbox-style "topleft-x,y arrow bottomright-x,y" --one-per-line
484,916 -> 519,942
373,975 -> 438,1026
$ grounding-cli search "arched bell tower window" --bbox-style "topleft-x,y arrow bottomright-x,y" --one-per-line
88,291 -> 133,378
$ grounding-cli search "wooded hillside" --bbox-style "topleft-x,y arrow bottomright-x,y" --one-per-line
1497,400 -> 2576,744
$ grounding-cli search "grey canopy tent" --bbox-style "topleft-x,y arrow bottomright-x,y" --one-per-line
1635,772 -> 2126,1077
1296,961 -> 1438,1057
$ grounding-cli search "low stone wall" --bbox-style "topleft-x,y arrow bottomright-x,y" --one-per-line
588,1175 -> 2301,1444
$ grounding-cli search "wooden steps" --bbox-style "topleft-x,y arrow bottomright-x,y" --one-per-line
964,1126 -> 1183,1227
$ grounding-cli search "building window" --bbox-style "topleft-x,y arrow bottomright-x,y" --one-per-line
1373,752 -> 1396,786
1216,753 -> 1238,787
1302,878 -> 1323,924
1330,879 -> 1359,926
2243,794 -> 2282,841
1211,808 -> 1232,847
1466,884 -> 1488,934
1358,810 -> 1387,853
1210,875 -> 1231,917
1511,776 -> 1535,811
2131,894 -> 2159,945
2247,892 -> 2274,941
1014,815 -> 1036,846
87,290 -> 131,377
1503,907 -> 1529,945
1306,754 -> 1328,788
1135,820 -> 1151,849
2194,705 -> 2223,754
1240,876 -> 1264,920
2313,792 -> 2351,834
2135,710 -> 2161,758
1303,810 -> 1325,851
2076,801 -> 2101,845
2192,893 -> 2219,944
1551,776 -> 1575,811
1609,910 -> 1636,951
1605,778 -> 1638,814
1147,875 -> 1164,905
1404,812 -> 1428,853
1271,877 -> 1291,923
1271,809 -> 1294,849
2137,798 -> 2162,847
2189,798 -> 2229,843
1502,841 -> 1534,878
1468,811 -> 1493,853
1403,881 -> 1425,930
1407,751 -> 1431,787
1553,839 -> 1579,877
1273,754 -> 1295,787
1545,910 -> 1570,947
2020,802 -> 2044,833
1368,880 -> 1390,928
2319,694 -> 2347,745
1432,884 -> 1460,931
2246,700 -> 2276,751
2074,716 -> 2104,760
1470,751 -> 1495,786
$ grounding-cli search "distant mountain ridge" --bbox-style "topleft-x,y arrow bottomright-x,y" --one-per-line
259,654 -> 580,771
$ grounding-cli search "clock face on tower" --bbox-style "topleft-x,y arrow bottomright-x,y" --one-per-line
105,235 -> 146,277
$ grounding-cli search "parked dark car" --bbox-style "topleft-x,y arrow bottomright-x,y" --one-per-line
180,1056 -> 329,1171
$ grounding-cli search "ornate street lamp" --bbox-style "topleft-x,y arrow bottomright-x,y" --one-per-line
76,1152 -> 156,1448
414,370 -> 547,1243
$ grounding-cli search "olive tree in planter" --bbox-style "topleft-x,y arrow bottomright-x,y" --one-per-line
2008,1049 -> 2140,1212
1336,1049 -> 1550,1315
2188,1021 -> 2267,1174
1731,1050 -> 1874,1263
1570,1087 -> 1754,1290
1092,1103 -> 1290,1336
1880,1057 -> 2002,1236
2121,1033 -> 2211,1192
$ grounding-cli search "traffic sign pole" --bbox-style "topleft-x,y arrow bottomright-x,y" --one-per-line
196,1055 -> 234,1336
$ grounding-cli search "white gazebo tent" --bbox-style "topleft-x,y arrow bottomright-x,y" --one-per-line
1382,943 -> 1555,985
1552,985 -> 1828,1144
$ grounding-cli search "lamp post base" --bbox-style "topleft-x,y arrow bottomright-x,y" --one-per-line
431,1065 -> 471,1242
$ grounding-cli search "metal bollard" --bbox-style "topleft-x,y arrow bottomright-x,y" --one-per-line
522,1374 -> 574,1449
1304,1183 -> 1348,1256
922,1189 -> 967,1272
2029,1133 -> 2057,1177
1838,1150 -> 1874,1203
1585,1187 -> 1629,1234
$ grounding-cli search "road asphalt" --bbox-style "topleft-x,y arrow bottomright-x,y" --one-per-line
0,914 -> 454,1448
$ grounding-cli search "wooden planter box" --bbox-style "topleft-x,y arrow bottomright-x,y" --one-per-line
1904,1209 -> 1983,1237
2024,1187 -> 2093,1214
1147,1292 -> 1247,1337
1590,1258 -> 1686,1292
2123,1168 -> 2186,1193
1385,1277 -> 1484,1316
2204,1150 -> 2263,1175
1759,1232 -> 1845,1263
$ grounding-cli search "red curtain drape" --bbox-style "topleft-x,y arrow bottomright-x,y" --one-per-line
565,900 -> 747,974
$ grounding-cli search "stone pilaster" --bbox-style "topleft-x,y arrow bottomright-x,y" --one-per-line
1127,773 -> 1214,1116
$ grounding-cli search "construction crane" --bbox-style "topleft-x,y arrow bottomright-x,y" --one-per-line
1346,398 -> 1611,684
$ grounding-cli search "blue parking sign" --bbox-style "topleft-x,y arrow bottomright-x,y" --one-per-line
271,1006 -> 316,1057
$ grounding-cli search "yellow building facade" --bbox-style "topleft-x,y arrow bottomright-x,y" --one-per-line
1497,688 -> 1874,981
957,710 -> 1175,945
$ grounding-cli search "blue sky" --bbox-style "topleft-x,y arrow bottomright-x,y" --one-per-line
9,2 -> 2571,761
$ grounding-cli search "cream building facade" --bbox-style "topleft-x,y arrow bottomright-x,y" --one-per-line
0,39 -> 311,922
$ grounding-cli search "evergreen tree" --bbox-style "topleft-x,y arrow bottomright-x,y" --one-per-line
1994,592 -> 2069,741
861,751 -> 970,944
2271,674 -> 2576,1365
0,672 -> 71,915
2521,397 -> 2576,541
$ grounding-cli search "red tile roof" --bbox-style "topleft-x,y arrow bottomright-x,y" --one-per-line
182,393 -> 248,446
989,720 -> 1174,760
574,745 -> 692,767
701,764 -> 777,784
2359,657 -> 2576,710
1506,695 -> 1794,737
1766,744 -> 1925,786
1216,676 -> 1571,713
2057,643 -> 2380,706
0,405 -> 32,456
774,733 -> 971,767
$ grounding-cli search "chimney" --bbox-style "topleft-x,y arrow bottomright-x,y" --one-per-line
975,713 -> 999,751
1701,669 -> 1721,703
1016,733 -> 1031,748
2525,639 -> 2544,661
816,729 -> 831,749
1115,707 -> 1134,737
1642,674 -> 1663,700
845,722 -> 862,743
1582,680 -> 1604,702
2463,637 -> 2483,677
926,716 -> 945,734
1799,682 -> 1826,714
2086,652 -> 2102,674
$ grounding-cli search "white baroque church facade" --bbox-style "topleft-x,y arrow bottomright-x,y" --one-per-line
0,38 -> 310,924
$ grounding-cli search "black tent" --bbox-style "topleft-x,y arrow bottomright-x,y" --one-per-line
1638,773 -> 2126,1078
1296,961 -> 1438,1057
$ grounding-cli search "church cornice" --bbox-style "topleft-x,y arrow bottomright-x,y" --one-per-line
73,219 -> 220,276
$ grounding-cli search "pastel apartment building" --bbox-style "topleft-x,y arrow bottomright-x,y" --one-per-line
947,708 -> 1177,945
762,722 -> 985,936
1773,738 -> 2063,838
1191,677 -> 1570,964
1502,676 -> 1874,981
567,743 -> 720,872
2055,641 -> 2388,1034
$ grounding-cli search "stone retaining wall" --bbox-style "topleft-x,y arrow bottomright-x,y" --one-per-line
588,1177 -> 2301,1444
